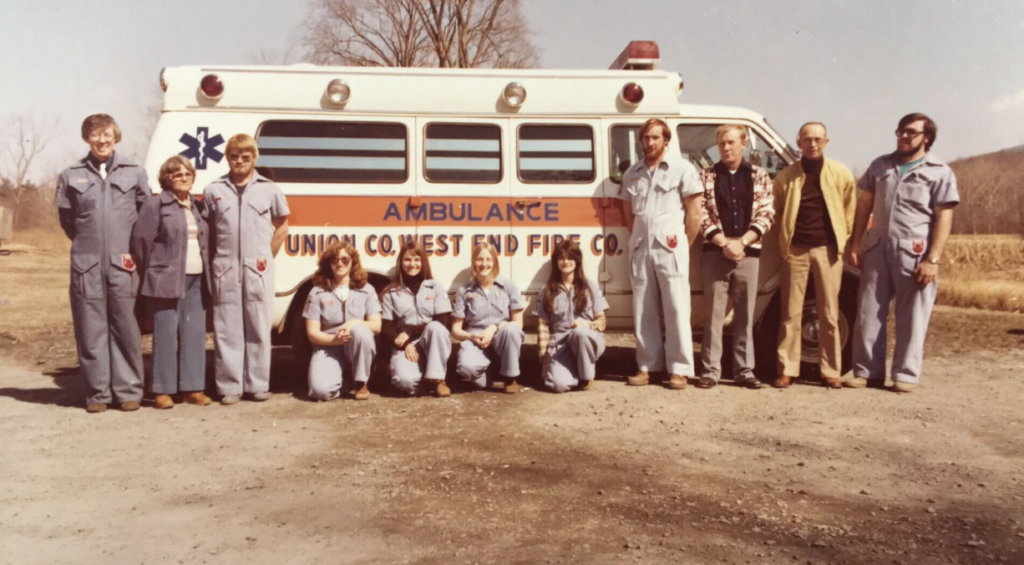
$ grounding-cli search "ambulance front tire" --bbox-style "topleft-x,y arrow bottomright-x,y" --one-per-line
289,286 -> 314,388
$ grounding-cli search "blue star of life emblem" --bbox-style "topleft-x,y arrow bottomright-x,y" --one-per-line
179,127 -> 224,170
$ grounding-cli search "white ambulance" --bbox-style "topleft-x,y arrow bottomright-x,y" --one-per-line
146,41 -> 859,379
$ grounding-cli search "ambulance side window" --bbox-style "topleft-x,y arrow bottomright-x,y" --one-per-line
676,124 -> 786,178
255,120 -> 407,183
517,124 -> 595,183
609,125 -> 643,184
424,123 -> 502,183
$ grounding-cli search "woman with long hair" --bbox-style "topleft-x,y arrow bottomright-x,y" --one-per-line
303,241 -> 381,401
380,240 -> 453,397
535,239 -> 608,392
451,243 -> 526,393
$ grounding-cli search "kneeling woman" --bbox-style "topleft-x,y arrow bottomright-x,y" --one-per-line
536,240 -> 608,392
452,243 -> 526,393
381,241 -> 453,397
304,242 -> 381,401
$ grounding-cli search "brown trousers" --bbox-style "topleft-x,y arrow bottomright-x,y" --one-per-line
777,244 -> 843,378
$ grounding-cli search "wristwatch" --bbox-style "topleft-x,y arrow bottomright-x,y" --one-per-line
927,256 -> 940,265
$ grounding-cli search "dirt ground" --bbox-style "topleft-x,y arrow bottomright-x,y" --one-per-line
2,246 -> 1023,565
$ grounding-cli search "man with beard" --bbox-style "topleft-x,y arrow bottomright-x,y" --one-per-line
616,118 -> 703,390
204,134 -> 290,404
847,113 -> 958,393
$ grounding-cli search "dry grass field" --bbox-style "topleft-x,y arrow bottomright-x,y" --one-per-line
939,235 -> 1024,313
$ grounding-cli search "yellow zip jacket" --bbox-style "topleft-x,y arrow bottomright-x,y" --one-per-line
772,158 -> 857,259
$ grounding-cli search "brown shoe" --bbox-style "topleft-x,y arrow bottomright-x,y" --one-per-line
153,394 -> 174,409
892,381 -> 915,393
504,378 -> 523,394
626,371 -> 650,386
181,391 -> 212,405
822,377 -> 842,389
579,379 -> 594,391
435,381 -> 451,398
120,401 -> 141,412
773,376 -> 794,389
86,403 -> 107,414
353,384 -> 370,401
844,377 -> 868,389
667,374 -> 688,390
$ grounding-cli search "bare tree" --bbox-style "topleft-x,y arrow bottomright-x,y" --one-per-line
0,114 -> 57,225
302,0 -> 538,68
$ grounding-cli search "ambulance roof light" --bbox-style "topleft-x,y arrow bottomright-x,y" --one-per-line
609,41 -> 660,71
326,79 -> 351,106
159,68 -> 168,92
502,82 -> 527,108
620,82 -> 644,107
199,74 -> 224,101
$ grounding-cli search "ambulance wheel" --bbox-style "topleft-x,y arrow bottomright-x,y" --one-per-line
289,285 -> 314,381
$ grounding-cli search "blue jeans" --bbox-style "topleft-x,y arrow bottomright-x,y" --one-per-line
149,275 -> 207,394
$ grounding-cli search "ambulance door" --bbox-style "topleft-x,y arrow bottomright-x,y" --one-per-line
508,119 -> 604,323
601,118 -> 650,329
414,118 -> 511,294
252,116 -> 418,291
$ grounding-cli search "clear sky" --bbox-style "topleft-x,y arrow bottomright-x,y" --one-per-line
2,0 -> 1022,181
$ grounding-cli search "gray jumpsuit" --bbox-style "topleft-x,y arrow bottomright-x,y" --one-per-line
381,280 -> 453,394
853,153 -> 959,385
55,153 -> 151,406
616,156 -> 702,376
535,280 -> 609,393
453,276 -> 525,389
203,172 -> 290,396
303,285 -> 381,401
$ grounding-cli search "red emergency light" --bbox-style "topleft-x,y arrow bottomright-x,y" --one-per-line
609,41 -> 660,71
199,74 -> 224,101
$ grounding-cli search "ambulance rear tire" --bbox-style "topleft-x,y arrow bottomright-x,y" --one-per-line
289,286 -> 314,384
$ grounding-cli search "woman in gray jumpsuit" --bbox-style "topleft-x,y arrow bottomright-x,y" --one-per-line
535,239 -> 608,393
452,243 -> 526,394
303,241 -> 381,401
380,241 -> 453,397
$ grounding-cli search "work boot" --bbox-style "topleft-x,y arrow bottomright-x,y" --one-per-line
120,401 -> 141,412
892,381 -> 916,393
844,377 -> 868,388
435,381 -> 451,398
626,371 -> 649,386
153,394 -> 174,409
695,376 -> 717,389
181,391 -> 212,406
353,384 -> 371,401
667,374 -> 688,390
735,377 -> 764,390
504,378 -> 523,394
220,394 -> 241,406
579,379 -> 594,391
86,403 -> 107,414
772,375 -> 794,389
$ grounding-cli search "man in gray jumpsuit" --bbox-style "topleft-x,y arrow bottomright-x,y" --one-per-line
55,114 -> 151,413
616,118 -> 704,390
203,134 -> 290,404
848,113 -> 958,393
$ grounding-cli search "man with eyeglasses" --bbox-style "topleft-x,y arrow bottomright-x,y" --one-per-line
847,113 -> 958,393
203,134 -> 290,404
55,114 -> 152,413
771,122 -> 856,389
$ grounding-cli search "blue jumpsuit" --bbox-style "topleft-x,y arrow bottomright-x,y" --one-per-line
453,276 -> 525,389
853,152 -> 959,385
303,284 -> 380,401
55,153 -> 151,406
203,172 -> 290,396
381,280 -> 453,394
535,280 -> 609,392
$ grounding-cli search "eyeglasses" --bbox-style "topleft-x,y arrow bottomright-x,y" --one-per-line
332,256 -> 352,267
227,153 -> 254,163
170,172 -> 194,181
895,129 -> 924,138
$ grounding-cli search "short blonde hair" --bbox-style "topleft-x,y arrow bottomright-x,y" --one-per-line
157,155 -> 196,191
471,243 -> 500,282
81,114 -> 122,143
715,124 -> 748,143
225,133 -> 259,159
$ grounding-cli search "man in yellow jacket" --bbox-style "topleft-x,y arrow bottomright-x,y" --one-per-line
772,123 -> 856,389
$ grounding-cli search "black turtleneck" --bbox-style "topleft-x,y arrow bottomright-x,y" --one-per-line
792,157 -> 836,248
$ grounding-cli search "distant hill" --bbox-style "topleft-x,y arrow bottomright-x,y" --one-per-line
948,146 -> 1024,234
